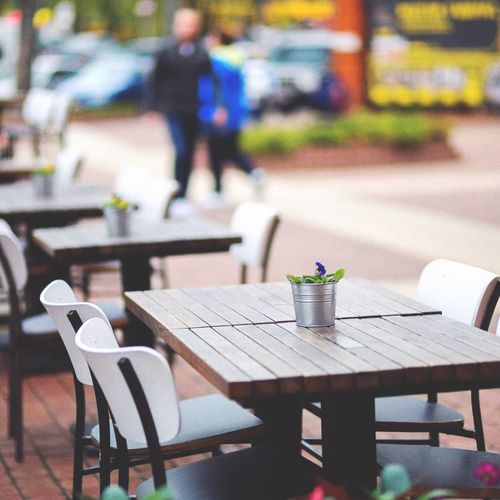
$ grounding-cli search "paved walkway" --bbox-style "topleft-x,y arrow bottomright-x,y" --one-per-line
0,111 -> 499,499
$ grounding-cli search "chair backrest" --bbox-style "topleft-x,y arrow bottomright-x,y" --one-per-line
54,148 -> 83,187
114,167 -> 179,223
0,220 -> 28,341
21,87 -> 57,129
39,279 -> 116,386
0,219 -> 28,293
75,317 -> 181,445
229,201 -> 280,278
49,92 -> 73,135
416,259 -> 500,330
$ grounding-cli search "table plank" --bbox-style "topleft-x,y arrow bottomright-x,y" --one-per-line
33,217 -> 241,262
125,290 -> 187,331
0,181 -> 109,224
169,328 -> 255,400
178,286 -> 253,326
348,276 -> 441,315
191,326 -> 279,398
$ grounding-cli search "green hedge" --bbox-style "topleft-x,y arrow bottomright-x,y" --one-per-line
241,111 -> 450,157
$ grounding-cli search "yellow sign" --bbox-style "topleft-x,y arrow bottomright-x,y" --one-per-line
368,0 -> 500,108
262,0 -> 335,24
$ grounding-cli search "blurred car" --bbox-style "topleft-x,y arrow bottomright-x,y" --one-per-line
233,40 -> 279,119
55,50 -> 153,108
266,29 -> 349,112
31,32 -> 123,89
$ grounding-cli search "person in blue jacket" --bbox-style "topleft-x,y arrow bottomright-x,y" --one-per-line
199,30 -> 265,207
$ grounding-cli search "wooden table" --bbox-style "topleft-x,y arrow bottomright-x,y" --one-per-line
0,180 -> 109,313
125,279 -> 500,493
0,159 -> 41,183
33,217 -> 242,347
0,180 -> 109,228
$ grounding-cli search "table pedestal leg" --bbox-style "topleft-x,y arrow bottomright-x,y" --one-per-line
254,399 -> 315,499
121,257 -> 155,348
321,393 -> 377,492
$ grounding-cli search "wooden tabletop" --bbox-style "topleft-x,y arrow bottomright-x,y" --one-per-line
126,279 -> 500,399
0,159 -> 40,181
125,277 -> 440,332
125,280 -> 500,401
0,181 -> 109,224
32,216 -> 242,264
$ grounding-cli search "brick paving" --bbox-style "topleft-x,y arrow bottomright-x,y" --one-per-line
0,111 -> 500,498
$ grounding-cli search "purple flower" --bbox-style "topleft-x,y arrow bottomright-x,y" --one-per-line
315,262 -> 326,276
475,462 -> 500,487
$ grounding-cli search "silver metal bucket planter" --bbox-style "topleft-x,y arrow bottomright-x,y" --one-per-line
104,205 -> 132,237
33,174 -> 54,198
291,281 -> 337,327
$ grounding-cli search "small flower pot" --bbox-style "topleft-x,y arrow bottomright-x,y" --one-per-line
104,205 -> 132,237
33,173 -> 54,198
290,281 -> 338,327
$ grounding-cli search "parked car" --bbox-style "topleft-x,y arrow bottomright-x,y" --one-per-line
266,29 -> 349,112
31,32 -> 124,90
55,49 -> 153,108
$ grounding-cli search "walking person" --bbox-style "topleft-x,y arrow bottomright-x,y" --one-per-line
145,8 -> 223,216
198,30 -> 265,208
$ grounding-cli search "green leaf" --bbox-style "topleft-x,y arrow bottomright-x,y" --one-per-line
144,486 -> 177,500
101,486 -> 129,500
380,464 -> 411,497
333,269 -> 345,282
417,489 -> 454,500
285,273 -> 301,283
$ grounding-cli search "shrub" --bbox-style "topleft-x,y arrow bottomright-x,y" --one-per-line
241,110 -> 450,157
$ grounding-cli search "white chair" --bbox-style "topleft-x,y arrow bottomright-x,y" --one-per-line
303,259 -> 500,461
0,219 -> 127,462
41,279 -> 265,498
5,87 -> 57,157
229,201 -> 280,283
53,148 -> 83,188
48,92 -> 73,148
75,317 -> 276,500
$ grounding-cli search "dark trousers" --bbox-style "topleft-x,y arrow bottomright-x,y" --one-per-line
165,114 -> 199,198
208,131 -> 254,193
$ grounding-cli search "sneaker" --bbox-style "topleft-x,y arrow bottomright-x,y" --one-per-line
251,168 -> 266,201
201,192 -> 230,210
169,198 -> 198,218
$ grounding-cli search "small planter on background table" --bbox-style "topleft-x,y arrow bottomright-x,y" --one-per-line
104,204 -> 132,237
33,165 -> 55,198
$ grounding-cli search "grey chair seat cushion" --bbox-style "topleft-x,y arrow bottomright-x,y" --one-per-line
375,395 -> 465,431
91,393 -> 265,458
136,444 -> 314,500
377,443 -> 500,496
308,395 -> 465,432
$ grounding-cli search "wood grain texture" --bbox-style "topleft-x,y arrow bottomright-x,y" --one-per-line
126,280 -> 500,400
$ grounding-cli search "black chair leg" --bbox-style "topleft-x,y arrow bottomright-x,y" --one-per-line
72,374 -> 85,500
115,425 -> 130,493
10,343 -> 23,461
471,389 -> 486,451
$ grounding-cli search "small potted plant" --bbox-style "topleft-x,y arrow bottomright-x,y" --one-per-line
103,194 -> 132,237
286,262 -> 345,327
33,163 -> 55,198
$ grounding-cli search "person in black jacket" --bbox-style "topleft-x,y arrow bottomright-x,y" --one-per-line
145,8 -> 224,216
